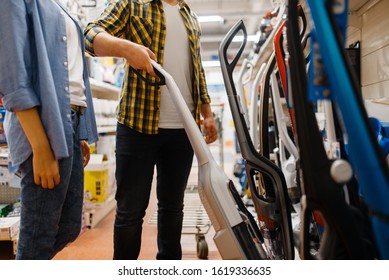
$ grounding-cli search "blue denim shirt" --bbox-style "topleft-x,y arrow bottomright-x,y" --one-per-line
0,1 -> 98,168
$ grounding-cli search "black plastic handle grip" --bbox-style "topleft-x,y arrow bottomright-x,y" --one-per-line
131,64 -> 166,86
218,20 -> 247,80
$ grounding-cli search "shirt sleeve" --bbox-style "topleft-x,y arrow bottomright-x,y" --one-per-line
199,57 -> 211,104
0,1 -> 40,112
195,20 -> 211,105
84,0 -> 131,56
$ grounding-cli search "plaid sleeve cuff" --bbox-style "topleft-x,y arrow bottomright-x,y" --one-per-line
84,25 -> 108,56
200,94 -> 211,104
199,68 -> 211,104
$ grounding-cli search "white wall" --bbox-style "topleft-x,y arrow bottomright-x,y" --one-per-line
347,0 -> 389,99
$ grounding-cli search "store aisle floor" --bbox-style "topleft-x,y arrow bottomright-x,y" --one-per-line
53,186 -> 222,260
53,213 -> 223,260
53,144 -> 232,260
0,143 -> 238,260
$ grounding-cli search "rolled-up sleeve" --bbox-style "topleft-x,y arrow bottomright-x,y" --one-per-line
0,1 -> 40,112
197,27 -> 210,105
84,0 -> 131,56
199,61 -> 210,104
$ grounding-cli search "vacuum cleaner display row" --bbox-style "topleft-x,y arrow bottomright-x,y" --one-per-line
138,0 -> 388,260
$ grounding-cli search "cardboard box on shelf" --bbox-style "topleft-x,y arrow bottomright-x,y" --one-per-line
84,154 -> 110,204
0,216 -> 20,240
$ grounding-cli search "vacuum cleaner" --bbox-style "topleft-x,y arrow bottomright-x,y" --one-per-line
136,60 -> 267,260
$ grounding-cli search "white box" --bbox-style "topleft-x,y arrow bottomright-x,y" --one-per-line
96,134 -> 116,161
0,217 -> 20,240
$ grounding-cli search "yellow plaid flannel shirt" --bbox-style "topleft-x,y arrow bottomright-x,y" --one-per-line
84,0 -> 211,134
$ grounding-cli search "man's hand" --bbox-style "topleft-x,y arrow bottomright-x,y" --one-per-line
125,41 -> 157,77
203,116 -> 218,144
200,103 -> 218,144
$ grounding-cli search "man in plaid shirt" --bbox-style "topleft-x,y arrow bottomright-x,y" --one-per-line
84,0 -> 217,260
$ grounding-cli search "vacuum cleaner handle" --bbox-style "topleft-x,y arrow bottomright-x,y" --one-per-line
131,63 -> 166,86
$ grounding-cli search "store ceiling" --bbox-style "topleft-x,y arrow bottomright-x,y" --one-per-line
188,0 -> 274,61
190,0 -> 371,62
78,0 -> 371,64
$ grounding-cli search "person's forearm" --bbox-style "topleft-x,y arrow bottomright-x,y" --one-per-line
16,107 -> 60,189
200,103 -> 214,119
93,32 -> 130,59
93,32 -> 156,75
16,107 -> 51,152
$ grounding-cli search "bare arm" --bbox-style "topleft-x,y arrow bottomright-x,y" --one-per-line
16,108 -> 60,189
200,104 -> 217,144
93,32 -> 157,76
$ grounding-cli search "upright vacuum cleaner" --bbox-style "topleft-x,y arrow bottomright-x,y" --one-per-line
139,61 -> 266,260
219,20 -> 295,260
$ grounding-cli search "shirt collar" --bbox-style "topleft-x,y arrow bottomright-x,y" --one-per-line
178,0 -> 190,11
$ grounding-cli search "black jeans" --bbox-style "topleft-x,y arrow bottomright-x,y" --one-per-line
114,123 -> 194,260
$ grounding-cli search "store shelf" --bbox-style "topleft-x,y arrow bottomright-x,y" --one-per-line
84,195 -> 116,229
97,126 -> 117,134
0,185 -> 20,204
89,78 -> 120,100
87,76 -> 118,229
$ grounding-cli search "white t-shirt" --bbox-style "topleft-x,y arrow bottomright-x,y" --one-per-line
55,1 -> 87,107
158,1 -> 194,128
